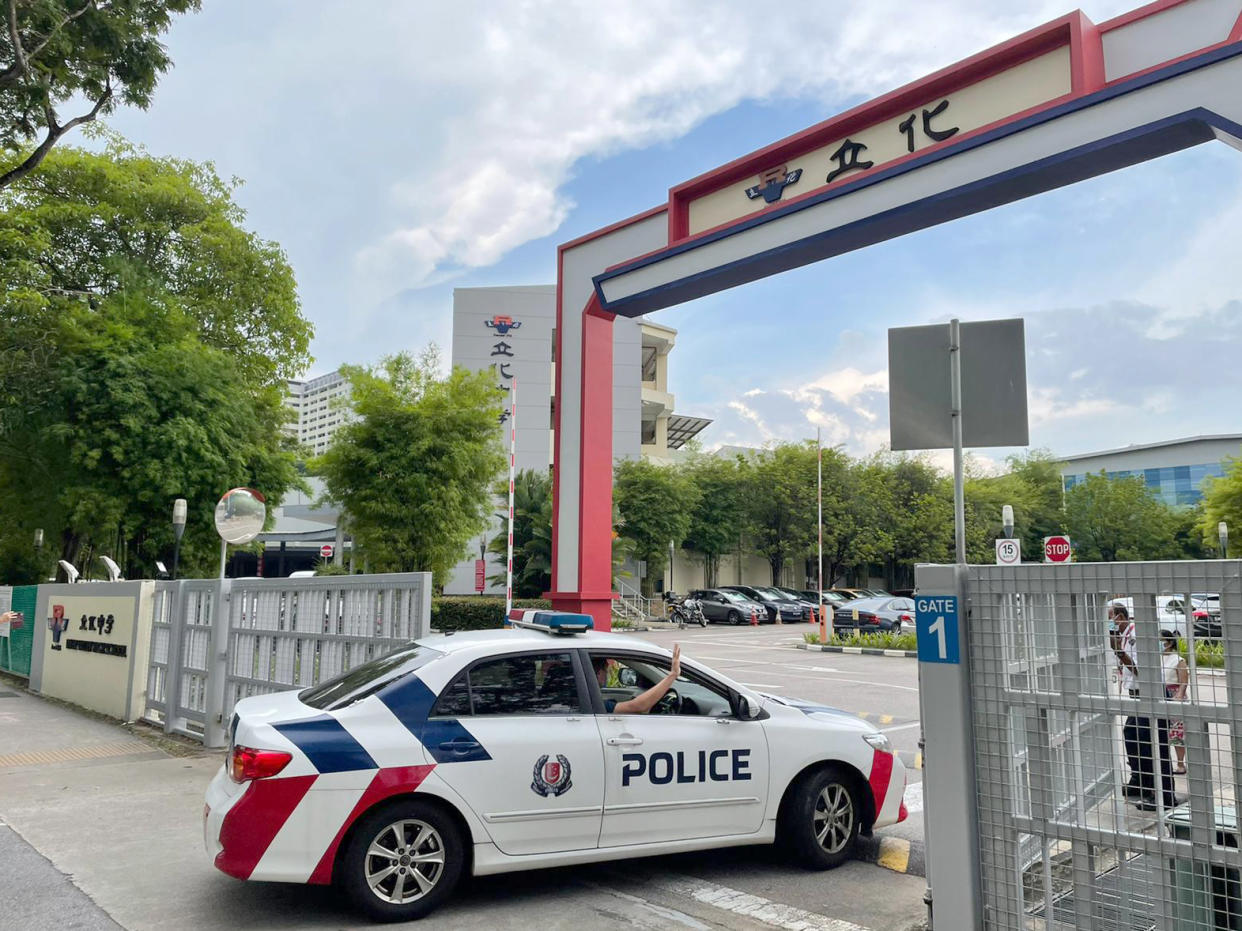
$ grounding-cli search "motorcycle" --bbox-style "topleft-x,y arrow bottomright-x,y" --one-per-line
666,591 -> 707,628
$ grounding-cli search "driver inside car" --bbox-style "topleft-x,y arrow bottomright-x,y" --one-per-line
593,644 -> 681,714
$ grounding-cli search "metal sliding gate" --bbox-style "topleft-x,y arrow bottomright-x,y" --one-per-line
964,560 -> 1242,930
144,573 -> 431,747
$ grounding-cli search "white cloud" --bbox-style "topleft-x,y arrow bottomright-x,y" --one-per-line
232,0 -> 1138,301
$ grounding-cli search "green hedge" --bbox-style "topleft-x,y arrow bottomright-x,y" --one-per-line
804,630 -> 918,651
431,597 -> 552,632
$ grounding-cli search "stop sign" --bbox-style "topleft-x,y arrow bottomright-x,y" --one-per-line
1043,535 -> 1072,563
320,544 -> 334,559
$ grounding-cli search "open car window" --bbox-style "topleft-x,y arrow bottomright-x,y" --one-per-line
431,652 -> 582,717
589,652 -> 735,718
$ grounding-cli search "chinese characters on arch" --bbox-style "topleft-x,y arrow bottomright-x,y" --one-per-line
484,314 -> 521,424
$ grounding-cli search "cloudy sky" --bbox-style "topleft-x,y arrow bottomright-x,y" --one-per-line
104,0 -> 1241,467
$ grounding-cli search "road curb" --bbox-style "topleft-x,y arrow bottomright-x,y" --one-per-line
858,834 -> 926,877
795,643 -> 918,658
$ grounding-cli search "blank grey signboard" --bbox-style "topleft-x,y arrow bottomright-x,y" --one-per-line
888,318 -> 1028,450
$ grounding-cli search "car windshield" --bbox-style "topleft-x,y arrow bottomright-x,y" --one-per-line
839,597 -> 887,611
299,644 -> 444,711
720,590 -> 751,604
758,587 -> 794,600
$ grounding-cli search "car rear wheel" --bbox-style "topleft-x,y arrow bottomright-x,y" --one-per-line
341,799 -> 464,922
779,765 -> 862,870
728,610 -> 742,625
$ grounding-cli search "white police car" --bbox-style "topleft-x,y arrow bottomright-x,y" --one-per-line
204,611 -> 907,921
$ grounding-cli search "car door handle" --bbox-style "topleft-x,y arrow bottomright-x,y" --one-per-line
606,736 -> 643,746
439,738 -> 480,753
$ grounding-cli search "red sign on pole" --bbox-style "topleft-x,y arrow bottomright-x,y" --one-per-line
320,544 -> 334,559
474,559 -> 486,592
1043,536 -> 1072,563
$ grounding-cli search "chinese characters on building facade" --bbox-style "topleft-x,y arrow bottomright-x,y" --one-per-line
484,314 -> 521,424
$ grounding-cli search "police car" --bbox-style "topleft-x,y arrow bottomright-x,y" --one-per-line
204,610 -> 908,921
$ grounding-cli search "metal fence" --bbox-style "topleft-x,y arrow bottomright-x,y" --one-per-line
968,560 -> 1242,930
144,573 -> 431,747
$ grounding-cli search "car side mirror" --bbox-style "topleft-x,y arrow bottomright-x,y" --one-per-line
619,668 -> 638,688
735,694 -> 762,720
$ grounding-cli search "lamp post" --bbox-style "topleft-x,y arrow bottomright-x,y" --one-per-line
172,498 -> 187,579
1220,521 -> 1229,559
1002,505 -> 1014,540
33,528 -> 43,551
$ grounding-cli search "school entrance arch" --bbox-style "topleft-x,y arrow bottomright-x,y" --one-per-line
548,0 -> 1242,629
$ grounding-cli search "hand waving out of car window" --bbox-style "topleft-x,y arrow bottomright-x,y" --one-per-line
595,644 -> 681,714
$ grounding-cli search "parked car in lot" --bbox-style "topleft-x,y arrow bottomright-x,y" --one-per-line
832,596 -> 916,634
761,587 -> 815,621
793,590 -> 851,610
688,588 -> 765,625
720,585 -> 803,623
1107,594 -> 1221,638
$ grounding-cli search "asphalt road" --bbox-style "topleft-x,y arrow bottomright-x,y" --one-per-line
0,627 -> 929,931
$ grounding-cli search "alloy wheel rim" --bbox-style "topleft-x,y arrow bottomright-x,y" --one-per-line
364,818 -> 446,904
813,783 -> 854,854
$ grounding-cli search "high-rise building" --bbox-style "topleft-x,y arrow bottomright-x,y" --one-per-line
444,285 -> 711,595
285,371 -> 352,456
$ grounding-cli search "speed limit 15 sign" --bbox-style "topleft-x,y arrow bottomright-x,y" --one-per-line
995,538 -> 1021,566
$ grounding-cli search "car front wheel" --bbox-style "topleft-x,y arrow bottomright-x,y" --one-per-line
728,610 -> 742,625
341,798 -> 464,922
779,765 -> 862,870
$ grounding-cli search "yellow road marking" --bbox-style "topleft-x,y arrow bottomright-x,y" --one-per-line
879,714 -> 894,725
914,751 -> 923,770
0,741 -> 156,768
876,837 -> 911,873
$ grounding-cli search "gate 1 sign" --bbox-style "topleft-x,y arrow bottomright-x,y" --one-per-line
915,595 -> 960,664
1044,536 -> 1072,563
995,538 -> 1021,566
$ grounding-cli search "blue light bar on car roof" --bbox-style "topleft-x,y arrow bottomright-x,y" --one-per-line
506,609 -> 594,634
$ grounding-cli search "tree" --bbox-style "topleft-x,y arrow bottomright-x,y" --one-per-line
0,0 -> 200,190
822,453 -> 892,587
613,458 -> 699,596
315,348 -> 505,585
1063,472 -> 1183,562
0,141 -> 310,404
965,450 -> 1067,563
1200,453 -> 1242,554
681,452 -> 748,588
0,289 -> 301,579
875,454 -> 952,587
487,469 -> 552,598
0,141 -> 309,579
745,443 -> 819,586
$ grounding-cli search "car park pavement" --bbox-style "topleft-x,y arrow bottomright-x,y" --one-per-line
0,627 -> 928,931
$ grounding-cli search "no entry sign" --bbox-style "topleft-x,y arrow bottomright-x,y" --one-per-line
1043,536 -> 1072,564
319,544 -> 334,559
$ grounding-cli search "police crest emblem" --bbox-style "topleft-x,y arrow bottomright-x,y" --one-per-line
531,754 -> 572,797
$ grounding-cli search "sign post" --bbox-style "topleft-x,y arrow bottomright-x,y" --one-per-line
1044,535 -> 1072,564
995,538 -> 1021,566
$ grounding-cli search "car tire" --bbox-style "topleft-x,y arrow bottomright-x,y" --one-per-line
728,610 -> 742,625
779,765 -> 863,870
340,798 -> 464,922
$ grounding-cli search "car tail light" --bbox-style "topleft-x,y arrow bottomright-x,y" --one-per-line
1193,609 -> 1209,620
230,745 -> 292,783
899,613 -> 913,622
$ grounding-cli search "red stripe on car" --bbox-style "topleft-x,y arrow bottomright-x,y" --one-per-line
215,774 -> 318,880
308,764 -> 437,885
868,748 -> 894,816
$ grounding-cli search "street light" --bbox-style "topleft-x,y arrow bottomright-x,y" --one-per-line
172,498 -> 187,579
1220,521 -> 1229,559
1002,505 -> 1015,540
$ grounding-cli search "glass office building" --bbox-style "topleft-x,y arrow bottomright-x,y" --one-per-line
1060,435 -> 1241,507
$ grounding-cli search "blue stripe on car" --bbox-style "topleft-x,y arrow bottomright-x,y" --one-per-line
273,714 -> 377,773
379,676 -> 492,764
